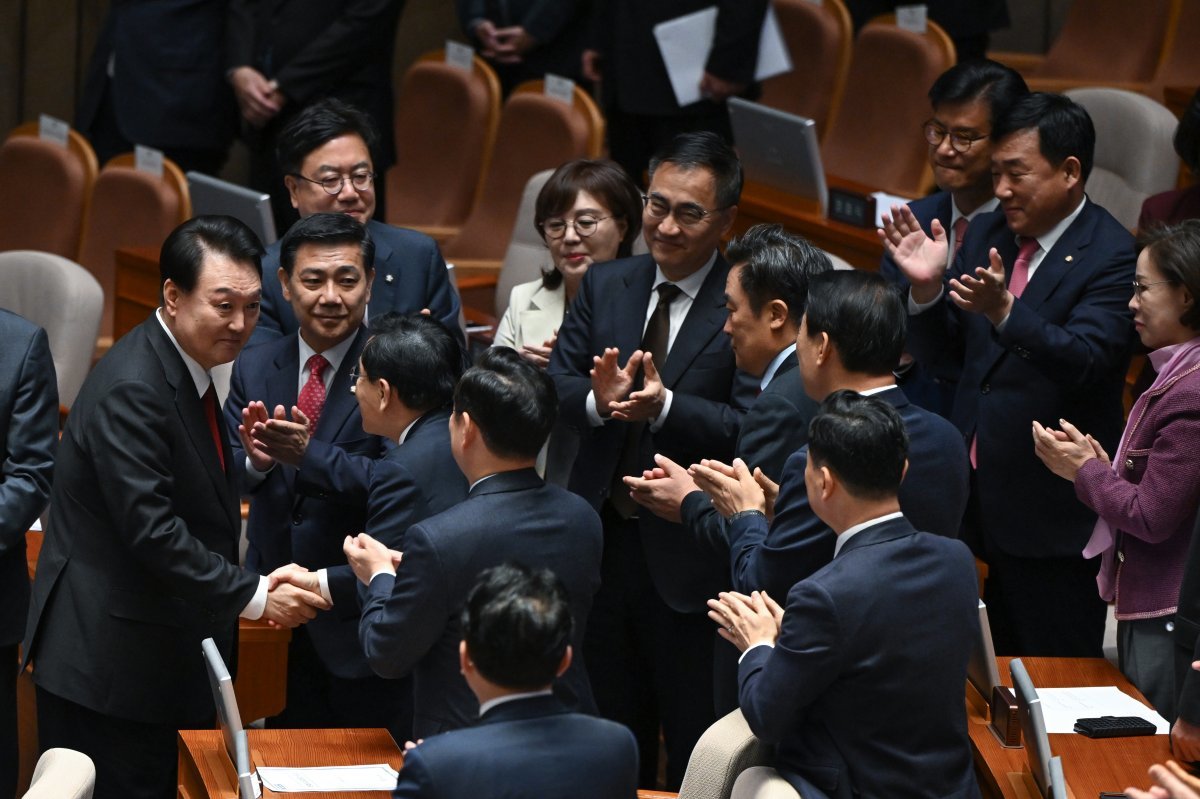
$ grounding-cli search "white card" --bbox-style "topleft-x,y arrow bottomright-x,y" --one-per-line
135,145 -> 164,177
38,114 -> 69,147
445,40 -> 474,72
895,4 -> 928,33
544,74 -> 575,105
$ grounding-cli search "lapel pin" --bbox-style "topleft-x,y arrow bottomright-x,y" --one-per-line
385,274 -> 395,283
1065,255 -> 1073,262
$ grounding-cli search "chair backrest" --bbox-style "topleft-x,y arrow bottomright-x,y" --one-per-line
494,169 -> 555,318
78,153 -> 191,339
1036,0 -> 1176,83
21,748 -> 95,799
0,251 -> 103,409
0,122 -> 98,259
1145,1 -> 1200,102
758,0 -> 853,139
822,15 -> 956,199
1065,88 -> 1180,230
386,49 -> 502,230
730,766 -> 801,799
440,79 -> 605,265
676,708 -> 772,799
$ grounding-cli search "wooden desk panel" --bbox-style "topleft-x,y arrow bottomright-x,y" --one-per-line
969,657 -> 1171,798
178,728 -> 403,799
114,245 -> 162,341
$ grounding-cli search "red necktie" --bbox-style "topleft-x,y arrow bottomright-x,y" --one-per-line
1008,237 -> 1040,298
203,383 -> 226,473
297,354 -> 329,432
952,217 -> 969,257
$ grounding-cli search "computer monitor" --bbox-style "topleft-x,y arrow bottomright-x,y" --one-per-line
187,172 -> 278,246
968,600 -> 1001,703
201,638 -> 245,767
727,97 -> 828,216
1011,658 -> 1064,799
233,729 -> 256,799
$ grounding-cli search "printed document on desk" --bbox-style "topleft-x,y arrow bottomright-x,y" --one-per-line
654,6 -> 791,107
1035,687 -> 1170,734
257,764 -> 400,792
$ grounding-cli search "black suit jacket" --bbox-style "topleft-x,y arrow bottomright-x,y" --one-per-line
0,311 -> 57,647
727,386 -> 968,599
359,469 -> 602,737
392,694 -> 638,798
739,517 -> 980,799
548,253 -> 755,613
24,316 -> 259,726
908,200 -> 1136,558
679,351 -> 818,558
457,0 -> 592,85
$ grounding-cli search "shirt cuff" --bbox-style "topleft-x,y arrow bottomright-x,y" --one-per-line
245,456 -> 273,483
738,641 -> 775,664
994,312 -> 1011,331
648,388 -> 673,432
585,390 -> 606,427
316,568 -> 333,604
240,576 -> 269,620
907,286 -> 944,314
369,567 -> 397,584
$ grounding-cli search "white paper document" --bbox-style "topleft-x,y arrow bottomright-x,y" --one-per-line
654,6 -> 792,107
256,764 -> 399,793
1035,687 -> 1170,734
872,192 -> 916,227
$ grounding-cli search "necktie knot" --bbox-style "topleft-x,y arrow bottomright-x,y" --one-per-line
656,283 -> 682,306
305,354 -> 329,380
1016,237 -> 1040,262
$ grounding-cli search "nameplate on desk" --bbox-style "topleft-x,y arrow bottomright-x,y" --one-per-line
990,685 -> 1022,748
827,187 -> 876,228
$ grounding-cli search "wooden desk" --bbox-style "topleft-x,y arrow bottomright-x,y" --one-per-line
969,657 -> 1170,798
114,245 -> 162,341
734,179 -> 886,270
178,728 -> 403,799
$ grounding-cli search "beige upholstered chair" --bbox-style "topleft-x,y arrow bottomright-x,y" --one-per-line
0,122 -> 98,259
0,251 -> 104,409
492,169 -> 556,319
637,708 -> 773,799
385,49 -> 502,240
1065,88 -> 1180,231
21,748 -> 95,799
759,0 -> 853,139
730,767 -> 801,799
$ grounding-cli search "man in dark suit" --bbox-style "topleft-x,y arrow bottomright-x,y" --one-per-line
78,0 -> 237,173
693,270 -> 968,601
710,391 -> 980,799
884,92 -> 1136,656
879,60 -> 1028,416
0,310 -> 57,799
582,0 -> 768,183
348,348 -> 603,738
547,132 -> 755,787
246,100 -> 461,347
392,563 -> 637,798
227,213 -> 412,736
457,0 -> 592,95
24,217 -> 329,799
226,0 -> 405,227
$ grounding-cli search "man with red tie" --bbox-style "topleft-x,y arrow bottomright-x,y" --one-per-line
225,212 -> 407,736
882,92 -> 1137,657
878,59 -> 1028,416
24,216 -> 329,799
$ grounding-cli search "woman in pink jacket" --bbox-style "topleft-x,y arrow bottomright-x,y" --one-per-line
1035,220 -> 1200,719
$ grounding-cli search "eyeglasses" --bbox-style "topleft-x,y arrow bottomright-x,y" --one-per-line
291,171 -> 376,196
1132,279 -> 1175,296
642,194 -> 728,227
922,120 -> 989,154
540,215 -> 610,239
349,367 -> 364,394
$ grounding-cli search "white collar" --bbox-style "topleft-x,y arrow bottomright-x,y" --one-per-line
652,250 -> 718,299
833,511 -> 905,557
298,328 -> 359,376
155,308 -> 211,398
478,688 -> 554,717
1020,196 -> 1087,257
951,196 -> 999,224
760,343 -> 796,391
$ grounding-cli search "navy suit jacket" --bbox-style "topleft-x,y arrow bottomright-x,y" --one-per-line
0,311 -> 57,647
679,352 -> 818,558
25,316 -> 257,726
728,386 -> 968,599
226,325 -> 388,679
359,469 -> 603,737
548,253 -> 756,613
908,200 -> 1136,558
249,220 -> 461,349
392,694 -> 638,799
739,517 -> 980,799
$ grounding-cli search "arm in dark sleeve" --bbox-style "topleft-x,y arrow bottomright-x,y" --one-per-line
0,328 -> 57,553
548,269 -> 599,430
419,238 -> 465,351
521,0 -> 582,44
680,491 -> 731,558
706,0 -> 769,84
293,437 -> 381,508
736,389 -> 817,481
226,0 -> 256,69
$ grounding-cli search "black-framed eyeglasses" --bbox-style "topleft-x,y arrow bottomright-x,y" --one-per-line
642,194 -> 728,227
540,215 -> 610,239
1132,279 -> 1174,296
291,171 -> 376,196
922,120 -> 988,154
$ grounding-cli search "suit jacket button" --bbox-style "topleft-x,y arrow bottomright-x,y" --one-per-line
1125,458 -> 1134,470
292,514 -> 303,525
1118,551 -> 1125,562
980,383 -> 990,394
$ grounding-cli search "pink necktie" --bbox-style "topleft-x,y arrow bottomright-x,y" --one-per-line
1008,237 -> 1040,298
297,354 -> 329,432
952,217 -> 969,257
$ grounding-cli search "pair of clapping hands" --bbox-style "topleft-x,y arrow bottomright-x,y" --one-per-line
623,453 -> 776,524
